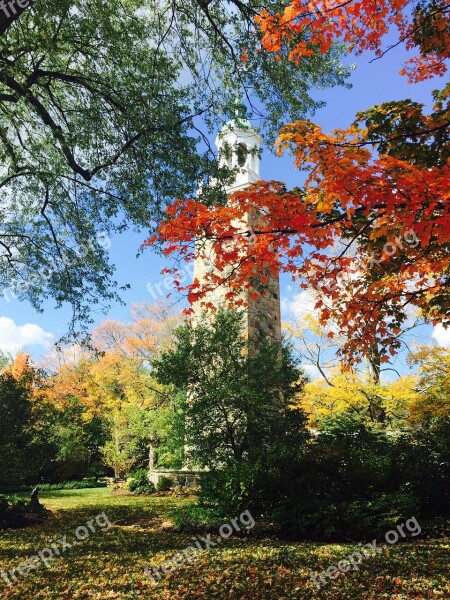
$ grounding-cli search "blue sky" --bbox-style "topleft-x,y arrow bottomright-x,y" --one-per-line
0,37 -> 448,367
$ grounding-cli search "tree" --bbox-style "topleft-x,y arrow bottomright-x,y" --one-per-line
284,308 -> 420,426
3,352 -> 38,387
40,303 -> 186,474
38,395 -> 112,482
284,294 -> 423,384
154,309 -> 306,467
300,370 -> 417,426
92,301 -> 182,363
154,308 -> 309,513
149,0 -> 449,368
0,372 -> 33,485
0,350 -> 12,370
255,0 -> 449,83
0,0 -> 30,35
91,302 -> 185,471
0,0 -> 350,331
0,355 -> 57,485
101,410 -> 136,479
407,344 -> 450,420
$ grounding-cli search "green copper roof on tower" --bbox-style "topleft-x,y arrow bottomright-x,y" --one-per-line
223,97 -> 251,131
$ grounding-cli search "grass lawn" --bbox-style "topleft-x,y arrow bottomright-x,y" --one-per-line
0,488 -> 448,599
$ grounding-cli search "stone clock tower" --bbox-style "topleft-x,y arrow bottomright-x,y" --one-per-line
193,103 -> 281,345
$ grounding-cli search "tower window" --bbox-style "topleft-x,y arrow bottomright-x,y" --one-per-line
236,142 -> 247,167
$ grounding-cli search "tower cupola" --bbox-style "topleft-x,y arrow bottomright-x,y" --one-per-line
215,100 -> 261,194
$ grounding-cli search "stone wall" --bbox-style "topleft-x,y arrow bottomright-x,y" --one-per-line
148,470 -> 200,489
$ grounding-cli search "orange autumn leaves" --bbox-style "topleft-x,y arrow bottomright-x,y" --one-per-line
149,93 -> 448,364
150,149 -> 448,364
40,303 -> 181,416
146,0 -> 449,367
255,0 -> 449,83
149,182 -> 322,311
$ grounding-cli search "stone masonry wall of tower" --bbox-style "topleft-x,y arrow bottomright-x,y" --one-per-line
192,104 -> 282,347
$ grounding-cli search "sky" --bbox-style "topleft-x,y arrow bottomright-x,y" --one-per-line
1,32 -> 448,368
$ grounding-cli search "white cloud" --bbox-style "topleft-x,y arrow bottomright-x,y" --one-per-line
302,364 -> 322,380
432,323 -> 450,347
0,317 -> 54,354
283,290 -> 320,322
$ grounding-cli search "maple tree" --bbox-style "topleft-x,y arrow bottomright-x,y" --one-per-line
284,306 -> 419,424
299,370 -> 417,425
39,302 -> 185,475
148,0 -> 450,367
255,0 -> 449,83
407,344 -> 450,420
284,297 -> 422,383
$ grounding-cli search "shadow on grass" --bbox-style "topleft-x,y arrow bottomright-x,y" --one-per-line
1,490 -> 449,600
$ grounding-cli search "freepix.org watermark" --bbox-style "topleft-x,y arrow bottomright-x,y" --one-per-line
0,0 -> 36,20
310,516 -> 422,590
146,261 -> 195,300
0,511 -> 111,587
146,227 -> 256,300
366,229 -> 420,268
1,231 -> 111,304
144,510 -> 255,584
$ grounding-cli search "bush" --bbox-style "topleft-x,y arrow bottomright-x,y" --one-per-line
156,476 -> 174,492
344,492 -> 419,533
395,417 -> 450,517
198,464 -> 259,516
0,494 -> 44,529
0,479 -> 107,493
272,491 -> 419,541
0,484 -> 32,493
38,479 -> 107,491
265,415 -> 420,540
128,469 -> 155,494
197,414 -> 425,541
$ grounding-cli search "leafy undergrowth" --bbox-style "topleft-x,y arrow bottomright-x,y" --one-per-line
0,488 -> 448,599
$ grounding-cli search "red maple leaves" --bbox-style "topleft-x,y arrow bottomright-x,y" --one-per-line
145,0 -> 450,366
255,0 -> 449,83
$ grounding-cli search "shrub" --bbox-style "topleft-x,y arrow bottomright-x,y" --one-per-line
38,479 -> 107,491
264,415 -> 419,540
0,479 -> 107,493
395,417 -> 450,517
198,464 -> 259,517
0,494 -> 44,529
0,484 -> 32,494
272,491 -> 419,541
344,492 -> 419,533
128,469 -> 155,494
197,414 -> 424,541
156,476 -> 174,492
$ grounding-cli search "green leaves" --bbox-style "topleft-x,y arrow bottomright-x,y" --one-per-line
154,308 -> 307,474
354,91 -> 450,167
0,1 -> 350,332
